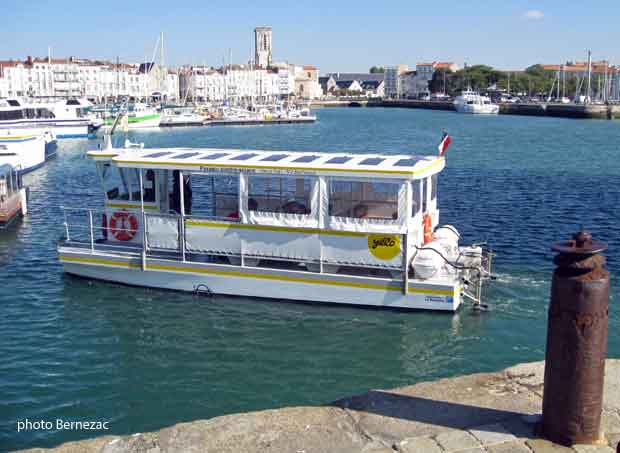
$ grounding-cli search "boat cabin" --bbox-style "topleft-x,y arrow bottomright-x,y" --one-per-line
85,147 -> 443,271
0,160 -> 26,228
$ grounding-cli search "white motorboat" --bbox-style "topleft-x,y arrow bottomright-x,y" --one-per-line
0,130 -> 47,173
58,142 -> 494,312
159,107 -> 205,127
454,90 -> 499,114
0,98 -> 95,138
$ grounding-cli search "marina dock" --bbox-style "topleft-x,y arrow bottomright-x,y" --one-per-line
206,116 -> 316,126
18,360 -> 620,453
369,99 -> 620,119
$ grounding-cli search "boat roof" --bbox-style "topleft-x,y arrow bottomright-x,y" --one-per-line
88,147 -> 445,179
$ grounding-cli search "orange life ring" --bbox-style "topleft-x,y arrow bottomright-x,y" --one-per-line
109,211 -> 138,241
423,214 -> 433,244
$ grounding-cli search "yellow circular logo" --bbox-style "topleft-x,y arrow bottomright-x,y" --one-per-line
367,234 -> 401,260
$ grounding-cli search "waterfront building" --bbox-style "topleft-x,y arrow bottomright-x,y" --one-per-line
383,64 -> 409,98
0,56 -> 179,102
324,73 -> 384,97
400,62 -> 459,99
254,27 -> 273,69
178,65 -> 297,102
293,65 -> 322,99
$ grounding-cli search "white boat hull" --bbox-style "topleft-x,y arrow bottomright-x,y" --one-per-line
454,103 -> 500,114
0,120 -> 90,138
0,133 -> 47,173
58,246 -> 461,312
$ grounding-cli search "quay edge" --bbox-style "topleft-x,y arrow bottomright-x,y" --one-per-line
17,359 -> 620,453
367,98 -> 620,119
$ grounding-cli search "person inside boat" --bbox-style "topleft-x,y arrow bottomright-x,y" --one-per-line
352,203 -> 369,219
143,170 -> 156,202
281,198 -> 308,214
227,198 -> 258,219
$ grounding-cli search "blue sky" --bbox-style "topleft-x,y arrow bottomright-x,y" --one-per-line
2,0 -> 619,73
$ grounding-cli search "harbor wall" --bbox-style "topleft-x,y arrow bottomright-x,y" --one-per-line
17,359 -> 620,453
365,99 -> 620,119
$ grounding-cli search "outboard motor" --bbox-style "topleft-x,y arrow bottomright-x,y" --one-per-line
411,241 -> 446,279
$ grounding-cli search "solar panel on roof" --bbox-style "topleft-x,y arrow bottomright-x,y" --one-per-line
230,153 -> 259,161
261,153 -> 289,162
144,151 -> 173,158
293,155 -> 320,163
173,152 -> 201,159
359,157 -> 385,166
326,156 -> 353,164
393,158 -> 417,167
200,152 -> 229,160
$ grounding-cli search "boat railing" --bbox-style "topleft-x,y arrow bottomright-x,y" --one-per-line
61,207 -> 411,285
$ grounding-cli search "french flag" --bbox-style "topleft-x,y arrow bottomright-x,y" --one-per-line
437,131 -> 452,157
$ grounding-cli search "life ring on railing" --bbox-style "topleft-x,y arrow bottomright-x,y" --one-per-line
423,213 -> 433,245
109,211 -> 138,241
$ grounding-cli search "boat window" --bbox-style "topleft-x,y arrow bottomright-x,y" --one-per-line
411,180 -> 421,217
329,180 -> 399,220
143,169 -> 156,202
394,158 -> 417,167
120,168 -> 141,201
0,110 -> 24,121
187,174 -> 238,219
101,163 -> 128,200
422,178 -> 428,212
230,153 -> 258,161
248,175 -> 313,215
431,174 -> 438,202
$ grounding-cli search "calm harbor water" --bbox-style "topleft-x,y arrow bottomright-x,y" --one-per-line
1,108 -> 619,451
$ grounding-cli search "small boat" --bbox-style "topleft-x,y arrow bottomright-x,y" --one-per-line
57,141 -> 494,311
0,130 -> 47,173
454,90 -> 499,114
103,103 -> 161,129
159,107 -> 205,127
0,158 -> 28,228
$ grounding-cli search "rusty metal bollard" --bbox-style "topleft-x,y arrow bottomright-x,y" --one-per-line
542,229 -> 610,445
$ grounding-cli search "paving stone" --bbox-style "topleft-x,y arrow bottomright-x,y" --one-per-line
572,444 -> 615,452
435,430 -> 481,452
469,422 -> 518,446
603,411 -> 620,435
397,436 -> 442,453
526,438 -> 573,452
501,416 -> 538,440
486,440 -> 533,453
605,432 -> 620,450
360,440 -> 394,452
458,449 -> 485,453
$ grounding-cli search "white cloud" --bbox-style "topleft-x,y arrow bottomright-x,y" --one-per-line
524,10 -> 544,20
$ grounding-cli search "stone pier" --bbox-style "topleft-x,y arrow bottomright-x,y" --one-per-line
18,359 -> 620,453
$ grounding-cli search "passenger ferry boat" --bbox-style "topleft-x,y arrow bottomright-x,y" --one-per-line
58,142 -> 493,311
454,90 -> 500,114
0,157 -> 28,228
0,98 -> 98,137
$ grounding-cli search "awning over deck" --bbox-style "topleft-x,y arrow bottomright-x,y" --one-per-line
87,148 -> 445,180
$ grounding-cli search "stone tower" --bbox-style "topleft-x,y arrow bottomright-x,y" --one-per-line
254,27 -> 272,68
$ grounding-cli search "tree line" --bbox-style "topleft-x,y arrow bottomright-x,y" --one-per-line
429,65 -> 589,98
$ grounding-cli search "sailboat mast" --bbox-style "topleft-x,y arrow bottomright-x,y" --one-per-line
586,50 -> 592,104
